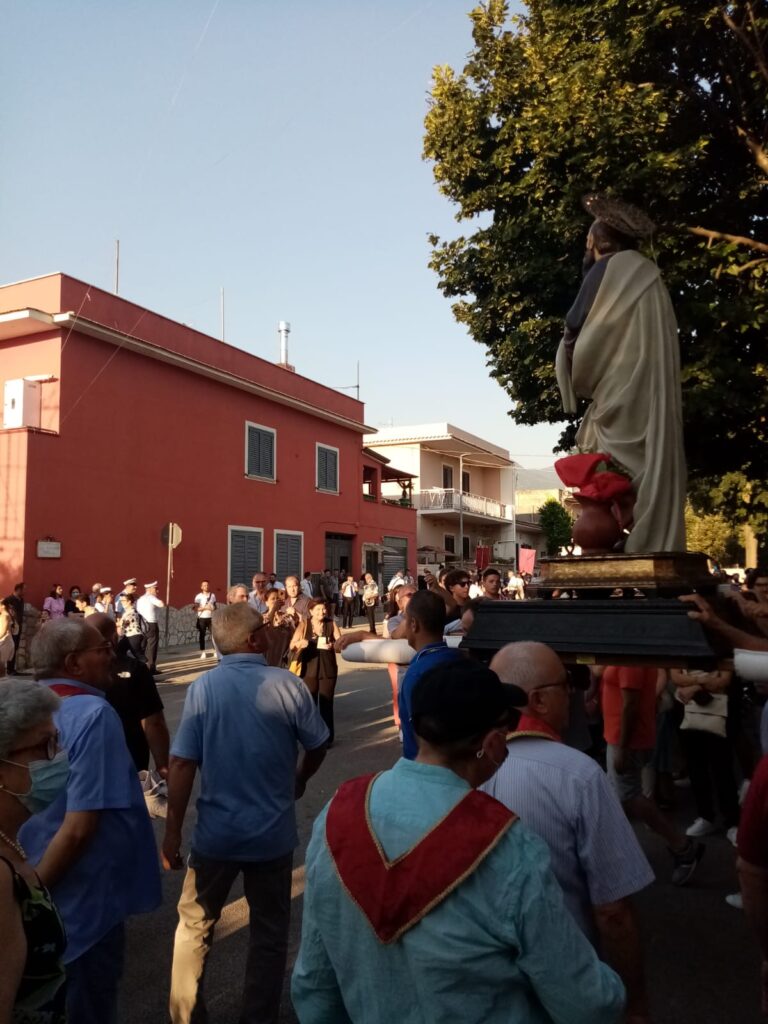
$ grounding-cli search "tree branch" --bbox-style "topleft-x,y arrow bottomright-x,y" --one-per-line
722,3 -> 768,85
687,226 -> 768,254
736,125 -> 768,174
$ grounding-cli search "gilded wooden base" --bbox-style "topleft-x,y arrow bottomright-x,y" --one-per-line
535,551 -> 713,597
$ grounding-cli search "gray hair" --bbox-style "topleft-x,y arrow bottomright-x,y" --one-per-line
31,618 -> 91,680
0,679 -> 60,759
227,583 -> 249,602
212,603 -> 262,655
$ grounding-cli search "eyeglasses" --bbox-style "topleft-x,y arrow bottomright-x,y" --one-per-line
9,733 -> 60,761
79,642 -> 114,654
531,679 -> 570,694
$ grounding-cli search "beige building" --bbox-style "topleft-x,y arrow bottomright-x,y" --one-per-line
364,423 -> 544,569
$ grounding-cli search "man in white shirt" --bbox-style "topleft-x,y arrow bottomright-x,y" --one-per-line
482,641 -> 653,1022
300,573 -> 314,599
268,572 -> 286,591
387,569 -> 405,593
340,575 -> 358,628
116,578 -> 138,617
137,582 -> 165,674
95,586 -> 116,620
194,581 -> 217,660
505,569 -> 526,600
248,573 -> 268,614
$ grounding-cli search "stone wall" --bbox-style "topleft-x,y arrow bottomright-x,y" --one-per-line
14,604 -> 200,672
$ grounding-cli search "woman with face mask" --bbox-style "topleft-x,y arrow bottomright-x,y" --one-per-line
0,679 -> 69,1023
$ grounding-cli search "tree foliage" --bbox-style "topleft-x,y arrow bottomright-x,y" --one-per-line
424,0 -> 768,532
538,497 -> 573,554
684,502 -> 743,564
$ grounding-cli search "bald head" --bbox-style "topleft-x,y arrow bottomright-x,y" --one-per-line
490,642 -> 565,692
490,643 -> 570,733
88,613 -> 118,642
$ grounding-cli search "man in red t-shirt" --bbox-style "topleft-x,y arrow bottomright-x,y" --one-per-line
737,755 -> 768,1017
602,665 -> 704,886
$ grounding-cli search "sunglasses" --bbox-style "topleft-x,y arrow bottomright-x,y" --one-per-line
456,580 -> 471,587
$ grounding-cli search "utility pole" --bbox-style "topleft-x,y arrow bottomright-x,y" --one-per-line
114,239 -> 120,295
220,287 -> 225,341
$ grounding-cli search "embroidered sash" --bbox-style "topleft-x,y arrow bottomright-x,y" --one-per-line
325,772 -> 516,944
508,714 -> 562,743
49,683 -> 89,699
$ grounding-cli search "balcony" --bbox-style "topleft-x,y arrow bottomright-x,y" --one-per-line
416,488 -> 512,522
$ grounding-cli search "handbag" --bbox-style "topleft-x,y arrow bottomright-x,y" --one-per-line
680,693 -> 728,737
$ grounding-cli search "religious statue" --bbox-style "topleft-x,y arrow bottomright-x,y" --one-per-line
555,194 -> 687,553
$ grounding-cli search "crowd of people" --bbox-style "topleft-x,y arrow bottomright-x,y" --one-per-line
1,564 -> 768,1022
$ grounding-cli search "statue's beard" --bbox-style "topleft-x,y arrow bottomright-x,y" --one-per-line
582,249 -> 596,276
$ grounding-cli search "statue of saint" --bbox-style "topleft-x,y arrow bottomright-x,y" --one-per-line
555,194 -> 687,553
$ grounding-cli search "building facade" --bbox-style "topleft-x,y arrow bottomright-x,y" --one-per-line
364,423 -> 545,570
0,274 -> 416,605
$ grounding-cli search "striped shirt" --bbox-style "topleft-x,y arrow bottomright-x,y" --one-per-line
482,736 -> 654,941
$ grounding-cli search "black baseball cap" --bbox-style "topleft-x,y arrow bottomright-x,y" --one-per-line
410,659 -> 527,743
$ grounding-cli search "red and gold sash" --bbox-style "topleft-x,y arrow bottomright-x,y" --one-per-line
508,714 -> 562,743
325,772 -> 516,944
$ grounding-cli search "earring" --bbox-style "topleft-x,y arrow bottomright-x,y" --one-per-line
475,748 -> 484,760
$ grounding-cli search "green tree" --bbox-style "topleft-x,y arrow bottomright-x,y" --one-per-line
684,502 -> 743,564
538,498 -> 573,554
424,0 -> 768,529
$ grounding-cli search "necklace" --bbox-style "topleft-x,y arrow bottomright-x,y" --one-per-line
0,828 -> 26,860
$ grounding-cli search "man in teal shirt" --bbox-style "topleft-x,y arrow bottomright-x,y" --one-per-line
292,660 -> 625,1024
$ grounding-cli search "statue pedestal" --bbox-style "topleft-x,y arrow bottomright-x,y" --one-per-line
466,552 -> 722,668
534,551 -> 714,599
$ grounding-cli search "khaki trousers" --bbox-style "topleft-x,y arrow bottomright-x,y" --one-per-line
169,850 -> 293,1024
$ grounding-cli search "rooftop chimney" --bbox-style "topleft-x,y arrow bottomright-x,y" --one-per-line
277,321 -> 295,372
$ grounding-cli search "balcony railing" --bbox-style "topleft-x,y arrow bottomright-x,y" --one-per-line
416,488 -> 511,520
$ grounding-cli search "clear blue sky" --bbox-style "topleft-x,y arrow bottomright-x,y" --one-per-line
1,0 -> 560,466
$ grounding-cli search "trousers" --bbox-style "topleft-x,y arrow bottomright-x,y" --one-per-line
680,728 -> 740,827
145,622 -> 160,670
169,850 -> 293,1024
341,596 -> 356,627
197,618 -> 213,651
66,922 -> 125,1024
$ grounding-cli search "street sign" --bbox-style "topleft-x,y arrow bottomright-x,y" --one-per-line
161,523 -> 183,549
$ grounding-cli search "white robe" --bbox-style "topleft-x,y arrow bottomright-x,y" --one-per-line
555,250 -> 687,553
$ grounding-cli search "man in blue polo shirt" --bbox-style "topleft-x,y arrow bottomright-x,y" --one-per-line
398,590 -> 463,759
20,618 -> 161,1024
162,602 -> 328,1024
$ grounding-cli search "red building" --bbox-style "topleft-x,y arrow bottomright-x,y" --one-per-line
0,273 -> 416,605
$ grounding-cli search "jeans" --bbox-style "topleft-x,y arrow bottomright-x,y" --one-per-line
170,850 -> 293,1024
66,922 -> 125,1024
680,728 -> 740,827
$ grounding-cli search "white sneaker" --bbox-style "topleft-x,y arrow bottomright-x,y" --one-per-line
686,817 -> 717,837
727,826 -> 738,847
725,892 -> 743,910
739,779 -> 751,805
200,652 -> 207,660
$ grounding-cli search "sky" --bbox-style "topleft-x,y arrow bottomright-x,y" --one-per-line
1,0 -> 560,467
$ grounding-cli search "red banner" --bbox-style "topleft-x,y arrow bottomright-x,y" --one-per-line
518,548 -> 536,575
475,545 -> 490,570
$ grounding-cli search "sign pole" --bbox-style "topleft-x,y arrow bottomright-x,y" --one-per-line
165,535 -> 173,646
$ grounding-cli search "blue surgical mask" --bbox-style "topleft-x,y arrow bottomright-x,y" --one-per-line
1,750 -> 70,814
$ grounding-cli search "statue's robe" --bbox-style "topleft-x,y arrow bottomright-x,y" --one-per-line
555,250 -> 686,553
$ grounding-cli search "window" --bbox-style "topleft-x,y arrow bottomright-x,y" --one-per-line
245,423 -> 275,480
228,527 -> 263,586
442,464 -> 454,490
461,471 -> 471,494
444,534 -> 455,554
275,531 -> 303,581
462,536 -> 471,560
317,444 -> 339,492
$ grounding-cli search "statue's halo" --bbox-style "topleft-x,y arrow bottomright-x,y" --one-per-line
582,193 -> 656,240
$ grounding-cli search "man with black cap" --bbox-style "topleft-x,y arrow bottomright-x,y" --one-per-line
292,660 -> 625,1024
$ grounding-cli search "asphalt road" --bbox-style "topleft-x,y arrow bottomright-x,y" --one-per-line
118,644 -> 763,1024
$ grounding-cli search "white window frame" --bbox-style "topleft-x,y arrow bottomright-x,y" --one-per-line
273,529 -> 304,579
227,525 -> 264,586
244,421 -> 277,482
316,442 -> 340,494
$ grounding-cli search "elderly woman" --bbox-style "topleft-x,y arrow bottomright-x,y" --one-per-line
0,679 -> 68,1023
